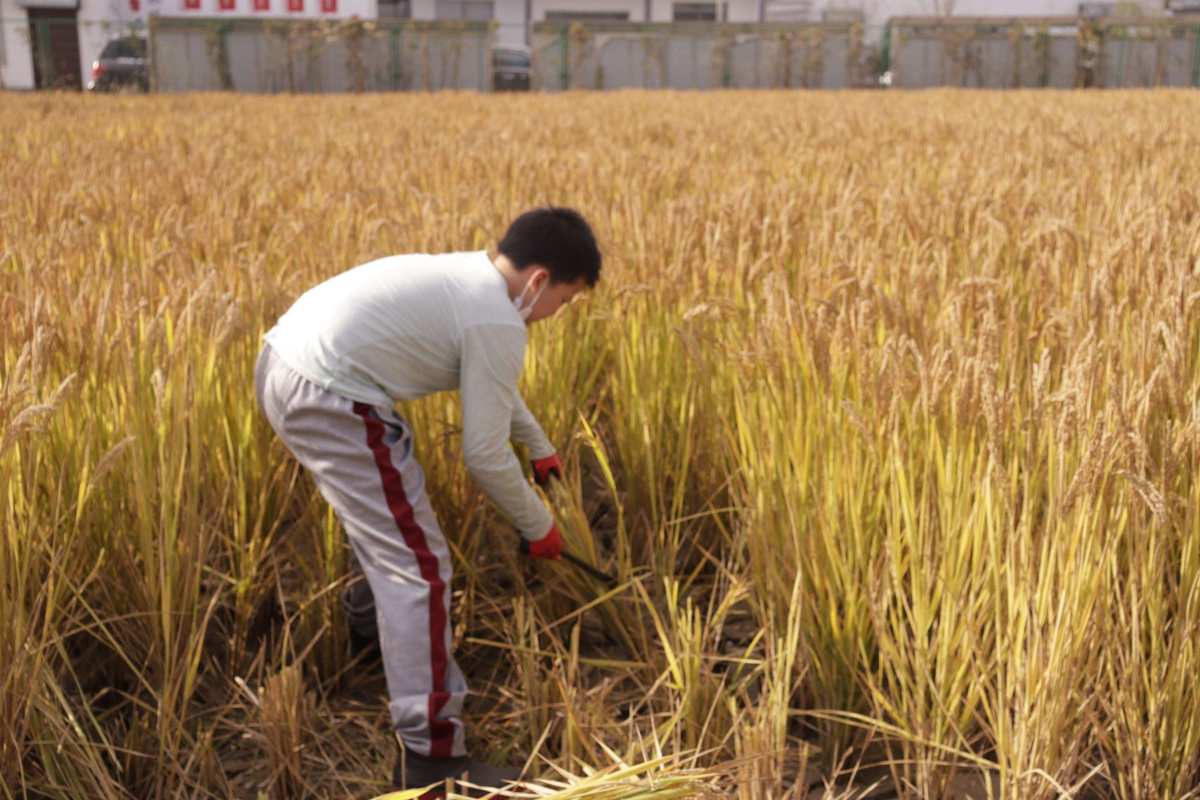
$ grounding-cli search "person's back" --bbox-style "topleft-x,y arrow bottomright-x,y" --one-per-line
254,207 -> 601,798
265,251 -> 524,405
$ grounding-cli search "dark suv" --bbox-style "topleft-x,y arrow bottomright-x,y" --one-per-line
492,46 -> 530,92
88,35 -> 148,92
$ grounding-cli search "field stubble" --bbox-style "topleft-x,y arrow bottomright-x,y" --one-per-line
1,89 -> 1199,799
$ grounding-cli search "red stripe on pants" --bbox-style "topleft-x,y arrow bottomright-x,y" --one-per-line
354,403 -> 455,758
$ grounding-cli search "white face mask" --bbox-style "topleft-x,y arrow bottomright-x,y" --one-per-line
513,273 -> 547,322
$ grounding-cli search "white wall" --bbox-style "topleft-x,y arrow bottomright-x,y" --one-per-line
722,0 -> 764,21
492,0 -> 772,47
534,0 -> 644,20
532,0 -> 763,28
805,0 -> 1165,41
648,0 -> 762,21
1,0 -> 35,88
494,0 -> 526,44
144,0 -> 373,20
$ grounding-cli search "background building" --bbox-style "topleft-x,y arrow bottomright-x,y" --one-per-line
0,0 -> 1175,89
1,0 -> 370,89
779,0 -> 1167,42
410,0 -> 764,47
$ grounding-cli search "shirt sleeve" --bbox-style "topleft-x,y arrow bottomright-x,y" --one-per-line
459,323 -> 554,540
511,393 -> 556,460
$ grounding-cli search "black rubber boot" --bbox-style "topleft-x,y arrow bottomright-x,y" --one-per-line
341,576 -> 380,661
393,749 -> 523,798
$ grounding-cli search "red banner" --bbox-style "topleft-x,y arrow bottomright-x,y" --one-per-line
183,0 -> 200,10
320,0 -> 335,11
218,0 -> 234,10
130,0 -> 140,10
253,0 -> 269,9
287,0 -> 302,11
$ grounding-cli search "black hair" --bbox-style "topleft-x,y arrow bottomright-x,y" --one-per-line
497,207 -> 602,288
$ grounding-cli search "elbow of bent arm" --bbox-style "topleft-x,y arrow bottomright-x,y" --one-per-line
463,444 -> 508,483
463,455 -> 489,482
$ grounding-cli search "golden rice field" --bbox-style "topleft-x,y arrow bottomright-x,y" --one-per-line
2,89 -> 1199,800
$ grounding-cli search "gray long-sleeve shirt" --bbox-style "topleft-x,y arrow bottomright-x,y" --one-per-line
264,250 -> 555,539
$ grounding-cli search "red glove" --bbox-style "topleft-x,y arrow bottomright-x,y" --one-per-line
531,453 -> 563,487
523,523 -> 563,560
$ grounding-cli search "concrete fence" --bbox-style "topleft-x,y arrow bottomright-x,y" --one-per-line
148,17 -> 492,92
888,16 -> 1200,89
19,13 -> 1200,93
530,21 -> 873,90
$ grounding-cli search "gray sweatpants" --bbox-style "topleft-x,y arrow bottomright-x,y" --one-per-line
254,342 -> 467,758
